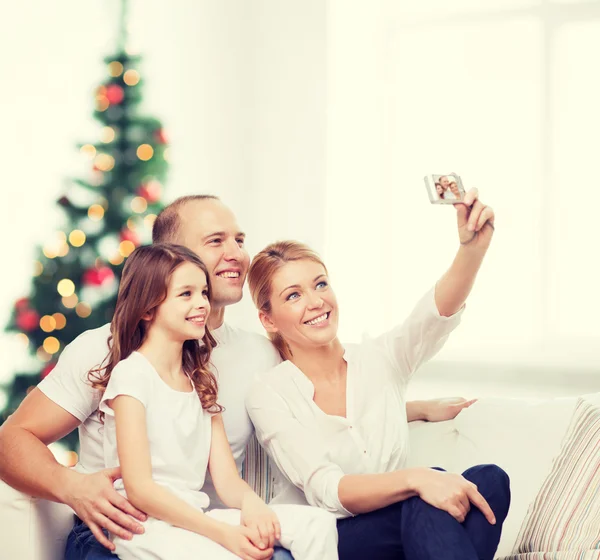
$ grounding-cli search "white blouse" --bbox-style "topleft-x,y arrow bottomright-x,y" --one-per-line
246,288 -> 464,518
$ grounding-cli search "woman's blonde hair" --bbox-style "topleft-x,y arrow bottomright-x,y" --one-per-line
88,243 -> 223,418
247,241 -> 327,361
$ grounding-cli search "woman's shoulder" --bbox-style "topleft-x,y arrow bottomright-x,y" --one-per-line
246,360 -> 299,403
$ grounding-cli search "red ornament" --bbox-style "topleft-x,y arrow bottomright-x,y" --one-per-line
106,84 -> 124,105
82,265 -> 115,287
120,228 -> 140,246
17,309 -> 40,332
14,297 -> 29,311
41,362 -> 56,379
136,180 -> 162,203
154,128 -> 168,145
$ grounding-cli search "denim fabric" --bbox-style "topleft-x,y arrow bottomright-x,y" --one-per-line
337,464 -> 511,560
272,546 -> 294,560
64,517 -> 115,559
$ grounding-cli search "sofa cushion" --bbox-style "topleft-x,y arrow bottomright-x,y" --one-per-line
499,393 -> 600,560
452,396 -> 578,558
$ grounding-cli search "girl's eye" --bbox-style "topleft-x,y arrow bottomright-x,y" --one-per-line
316,281 -> 328,289
286,292 -> 300,301
180,291 -> 191,297
202,290 -> 209,297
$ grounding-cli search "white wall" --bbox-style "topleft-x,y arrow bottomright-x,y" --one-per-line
1,1 -> 596,404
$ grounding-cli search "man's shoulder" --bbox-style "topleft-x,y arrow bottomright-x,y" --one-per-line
67,323 -> 112,349
50,323 -> 112,374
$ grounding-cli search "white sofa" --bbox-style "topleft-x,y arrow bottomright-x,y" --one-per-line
0,395 -> 583,560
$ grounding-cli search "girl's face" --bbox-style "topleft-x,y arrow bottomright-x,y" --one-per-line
435,183 -> 443,196
261,259 -> 339,351
152,262 -> 211,342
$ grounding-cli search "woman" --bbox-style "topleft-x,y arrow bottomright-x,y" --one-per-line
245,190 -> 510,560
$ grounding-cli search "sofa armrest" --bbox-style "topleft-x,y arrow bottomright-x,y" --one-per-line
0,479 -> 75,560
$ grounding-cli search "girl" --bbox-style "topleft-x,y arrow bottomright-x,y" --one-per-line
89,243 -> 338,560
245,190 -> 511,560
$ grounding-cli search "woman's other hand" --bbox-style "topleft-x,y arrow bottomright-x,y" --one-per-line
410,467 -> 496,524
423,397 -> 477,422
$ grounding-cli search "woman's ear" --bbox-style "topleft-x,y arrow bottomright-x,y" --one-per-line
259,310 -> 278,334
142,310 -> 154,322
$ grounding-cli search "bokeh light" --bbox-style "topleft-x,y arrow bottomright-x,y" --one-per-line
100,127 -> 115,143
76,302 -> 92,318
108,61 -> 124,77
130,197 -> 148,213
80,144 -> 96,159
43,337 -> 60,355
33,261 -> 44,276
88,204 -> 105,221
40,315 -> 57,333
53,313 -> 67,330
57,279 -> 75,297
109,253 -> 124,266
123,69 -> 140,86
69,230 -> 86,247
119,240 -> 136,257
96,95 -> 109,112
136,144 -> 153,161
144,214 -> 157,229
94,153 -> 115,172
62,294 -> 79,309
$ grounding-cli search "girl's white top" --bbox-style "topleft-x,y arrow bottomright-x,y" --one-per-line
99,351 -> 214,509
246,288 -> 464,518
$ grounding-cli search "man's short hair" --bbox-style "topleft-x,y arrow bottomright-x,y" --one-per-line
152,195 -> 220,244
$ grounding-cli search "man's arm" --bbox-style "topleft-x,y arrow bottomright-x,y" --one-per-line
0,388 -> 146,551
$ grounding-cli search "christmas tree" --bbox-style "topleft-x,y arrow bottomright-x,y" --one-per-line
1,2 -> 168,451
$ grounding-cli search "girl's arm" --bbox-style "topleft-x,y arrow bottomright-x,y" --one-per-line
110,396 -> 228,541
208,414 -> 281,551
111,396 -> 273,560
434,188 -> 495,317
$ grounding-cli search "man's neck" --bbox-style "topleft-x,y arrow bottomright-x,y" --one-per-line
208,305 -> 225,330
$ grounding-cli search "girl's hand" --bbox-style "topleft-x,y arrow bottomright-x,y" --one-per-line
456,188 -> 495,250
412,468 -> 496,525
218,525 -> 274,560
240,493 -> 281,551
423,397 -> 477,422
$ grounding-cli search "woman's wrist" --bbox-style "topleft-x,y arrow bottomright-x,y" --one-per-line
402,467 -> 429,495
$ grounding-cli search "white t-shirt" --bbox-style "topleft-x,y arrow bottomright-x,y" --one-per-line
246,288 -> 464,518
98,352 -> 213,510
38,322 -> 281,505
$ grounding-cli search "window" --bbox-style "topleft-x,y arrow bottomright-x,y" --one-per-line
325,0 -> 600,370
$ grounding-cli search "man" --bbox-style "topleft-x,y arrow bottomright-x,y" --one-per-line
0,195 -> 473,560
0,195 -> 289,560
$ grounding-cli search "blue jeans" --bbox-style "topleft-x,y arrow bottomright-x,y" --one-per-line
337,464 -> 511,560
64,516 -> 294,560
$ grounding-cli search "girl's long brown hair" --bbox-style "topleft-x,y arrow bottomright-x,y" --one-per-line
89,243 -> 222,414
